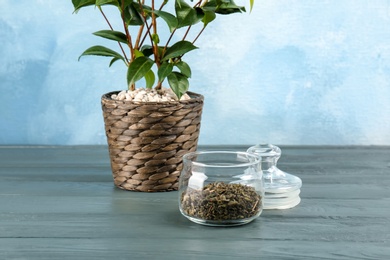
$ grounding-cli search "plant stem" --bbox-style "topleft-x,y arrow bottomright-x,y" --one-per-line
193,26 -> 206,44
134,24 -> 144,50
155,1 -> 168,90
190,0 -> 207,43
182,25 -> 192,41
137,0 -> 153,52
194,0 -> 204,8
139,23 -> 152,48
151,0 -> 163,90
98,6 -> 129,65
181,0 -> 203,42
120,1 -> 134,61
163,28 -> 176,56
135,0 -> 146,49
151,0 -> 160,67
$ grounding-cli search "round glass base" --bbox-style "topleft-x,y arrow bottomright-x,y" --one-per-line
264,196 -> 301,210
181,212 -> 261,226
264,186 -> 301,209
265,189 -> 300,198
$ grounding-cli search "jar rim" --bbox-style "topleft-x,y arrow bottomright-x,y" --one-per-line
183,151 -> 261,168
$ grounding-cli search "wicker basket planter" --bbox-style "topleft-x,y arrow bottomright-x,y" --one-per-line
101,91 -> 204,192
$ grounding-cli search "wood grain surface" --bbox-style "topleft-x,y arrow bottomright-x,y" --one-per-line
0,146 -> 389,259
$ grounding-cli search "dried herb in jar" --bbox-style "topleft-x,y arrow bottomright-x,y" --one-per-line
181,182 -> 262,221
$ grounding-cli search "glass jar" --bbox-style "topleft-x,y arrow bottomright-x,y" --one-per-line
179,151 -> 264,226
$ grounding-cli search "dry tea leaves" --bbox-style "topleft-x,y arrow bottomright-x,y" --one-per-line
181,182 -> 262,221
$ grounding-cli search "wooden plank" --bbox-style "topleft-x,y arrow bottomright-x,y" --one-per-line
0,146 -> 389,259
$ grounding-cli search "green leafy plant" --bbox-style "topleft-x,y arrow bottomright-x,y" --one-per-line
72,0 -> 254,99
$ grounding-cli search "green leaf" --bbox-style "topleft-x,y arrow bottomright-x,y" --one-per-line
72,0 -> 119,11
109,57 -> 122,67
140,45 -> 165,58
201,9 -> 216,27
79,45 -> 125,64
123,2 -> 144,26
93,30 -> 128,44
96,0 -> 118,6
141,45 -> 154,57
203,0 -> 246,14
175,61 -> 191,78
158,62 -> 174,83
250,0 -> 254,12
175,0 -> 202,28
152,34 -> 160,44
167,72 -> 189,99
144,70 -> 155,89
134,49 -> 144,58
127,56 -> 154,86
216,0 -> 246,14
72,0 -> 95,12
162,41 -> 198,61
117,0 -> 133,6
153,10 -> 178,33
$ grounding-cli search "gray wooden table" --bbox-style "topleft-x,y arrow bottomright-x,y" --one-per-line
0,146 -> 389,259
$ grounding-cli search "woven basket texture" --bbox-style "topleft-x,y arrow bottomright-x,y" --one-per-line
101,91 -> 204,192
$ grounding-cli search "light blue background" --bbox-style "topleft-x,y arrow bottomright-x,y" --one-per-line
1,1 -> 390,145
